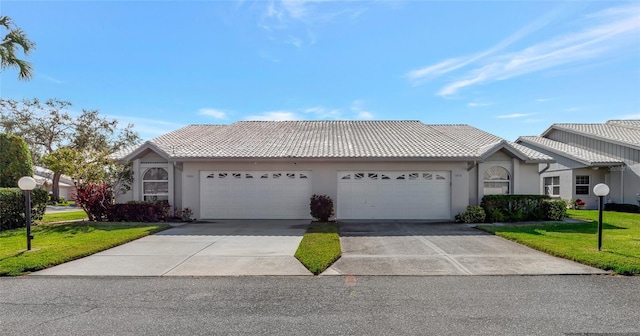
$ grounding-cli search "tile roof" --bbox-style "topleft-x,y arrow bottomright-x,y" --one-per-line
117,121 -> 551,162
545,119 -> 640,149
508,141 -> 555,161
517,136 -> 622,166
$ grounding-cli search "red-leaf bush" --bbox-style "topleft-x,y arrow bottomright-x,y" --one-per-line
74,183 -> 112,221
310,194 -> 334,222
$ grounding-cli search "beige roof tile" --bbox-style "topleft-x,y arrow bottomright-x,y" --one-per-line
549,120 -> 640,149
517,136 -> 622,165
117,121 -> 550,161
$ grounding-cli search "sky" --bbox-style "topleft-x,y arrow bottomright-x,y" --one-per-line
1,0 -> 639,142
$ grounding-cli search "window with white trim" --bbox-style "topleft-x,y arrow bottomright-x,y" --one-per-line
483,166 -> 510,195
575,175 -> 590,195
142,167 -> 169,202
544,176 -> 560,197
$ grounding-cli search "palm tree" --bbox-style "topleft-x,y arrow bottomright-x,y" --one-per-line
0,16 -> 36,80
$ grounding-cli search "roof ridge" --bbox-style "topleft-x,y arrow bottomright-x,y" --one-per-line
234,120 -> 422,123
606,119 -> 640,130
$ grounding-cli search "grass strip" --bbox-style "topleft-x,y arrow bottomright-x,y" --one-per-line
477,210 -> 640,275
38,210 -> 88,224
295,221 -> 341,275
0,222 -> 170,276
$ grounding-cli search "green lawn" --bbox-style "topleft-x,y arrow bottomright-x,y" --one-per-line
478,210 -> 640,275
0,222 -> 170,276
295,221 -> 341,275
38,210 -> 88,224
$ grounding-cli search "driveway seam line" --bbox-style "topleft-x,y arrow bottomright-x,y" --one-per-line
161,241 -> 217,276
399,224 -> 474,275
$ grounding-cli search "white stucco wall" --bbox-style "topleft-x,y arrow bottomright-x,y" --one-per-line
474,149 -> 543,203
117,149 -> 547,220
180,160 -> 470,220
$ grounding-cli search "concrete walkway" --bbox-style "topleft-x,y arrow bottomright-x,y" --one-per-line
323,221 -> 608,276
32,220 -> 313,276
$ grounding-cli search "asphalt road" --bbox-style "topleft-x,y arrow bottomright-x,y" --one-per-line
1,276 -> 639,335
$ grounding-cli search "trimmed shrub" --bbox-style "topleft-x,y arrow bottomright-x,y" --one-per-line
75,183 -> 113,221
310,194 -> 334,222
487,208 -> 506,223
0,133 -> 34,188
544,199 -> 567,221
604,203 -> 640,213
0,188 -> 48,230
481,195 -> 550,222
455,206 -> 486,223
106,201 -> 170,222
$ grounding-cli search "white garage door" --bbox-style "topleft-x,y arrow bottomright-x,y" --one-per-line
337,171 -> 451,220
200,171 -> 312,219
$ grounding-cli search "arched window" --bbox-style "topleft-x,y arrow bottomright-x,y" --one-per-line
143,167 -> 169,202
483,166 -> 510,195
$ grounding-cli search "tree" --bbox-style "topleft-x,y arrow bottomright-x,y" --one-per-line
0,133 -> 33,187
1,16 -> 36,80
0,98 -> 140,200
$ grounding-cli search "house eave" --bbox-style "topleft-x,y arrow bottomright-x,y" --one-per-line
166,156 -> 481,163
121,142 -> 170,163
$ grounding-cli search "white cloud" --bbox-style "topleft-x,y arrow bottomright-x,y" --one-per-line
350,100 -> 375,119
286,35 -> 303,48
496,113 -> 531,119
246,100 -> 375,121
357,111 -> 374,119
198,108 -> 227,120
406,6 -> 561,85
107,115 -> 184,140
258,1 -> 368,47
536,98 -> 551,102
38,72 -> 64,84
467,102 -> 493,107
615,113 -> 640,119
407,4 -> 640,96
304,106 -> 341,119
245,110 -> 299,121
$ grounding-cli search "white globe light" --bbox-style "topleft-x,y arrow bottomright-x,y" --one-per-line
18,176 -> 37,191
593,183 -> 610,197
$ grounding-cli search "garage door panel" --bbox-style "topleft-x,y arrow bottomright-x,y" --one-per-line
200,171 -> 311,219
337,171 -> 451,220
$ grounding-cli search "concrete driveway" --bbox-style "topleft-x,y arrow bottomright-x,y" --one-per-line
33,220 -> 312,276
323,221 -> 608,276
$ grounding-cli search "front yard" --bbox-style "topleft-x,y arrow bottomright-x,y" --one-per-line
478,210 -> 640,275
295,221 -> 341,274
0,222 -> 170,276
37,210 -> 88,224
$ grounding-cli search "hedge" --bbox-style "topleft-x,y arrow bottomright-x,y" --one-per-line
0,188 -> 48,230
106,201 -> 171,222
481,195 -> 550,222
604,203 -> 640,213
0,133 -> 34,188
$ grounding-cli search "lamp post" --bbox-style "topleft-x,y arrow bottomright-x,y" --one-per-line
593,183 -> 610,251
18,176 -> 37,251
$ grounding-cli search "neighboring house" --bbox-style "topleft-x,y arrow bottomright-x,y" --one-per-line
33,166 -> 75,201
517,120 -> 640,210
113,121 -> 552,220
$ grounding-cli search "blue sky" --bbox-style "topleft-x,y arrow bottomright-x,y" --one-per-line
2,1 -> 639,141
